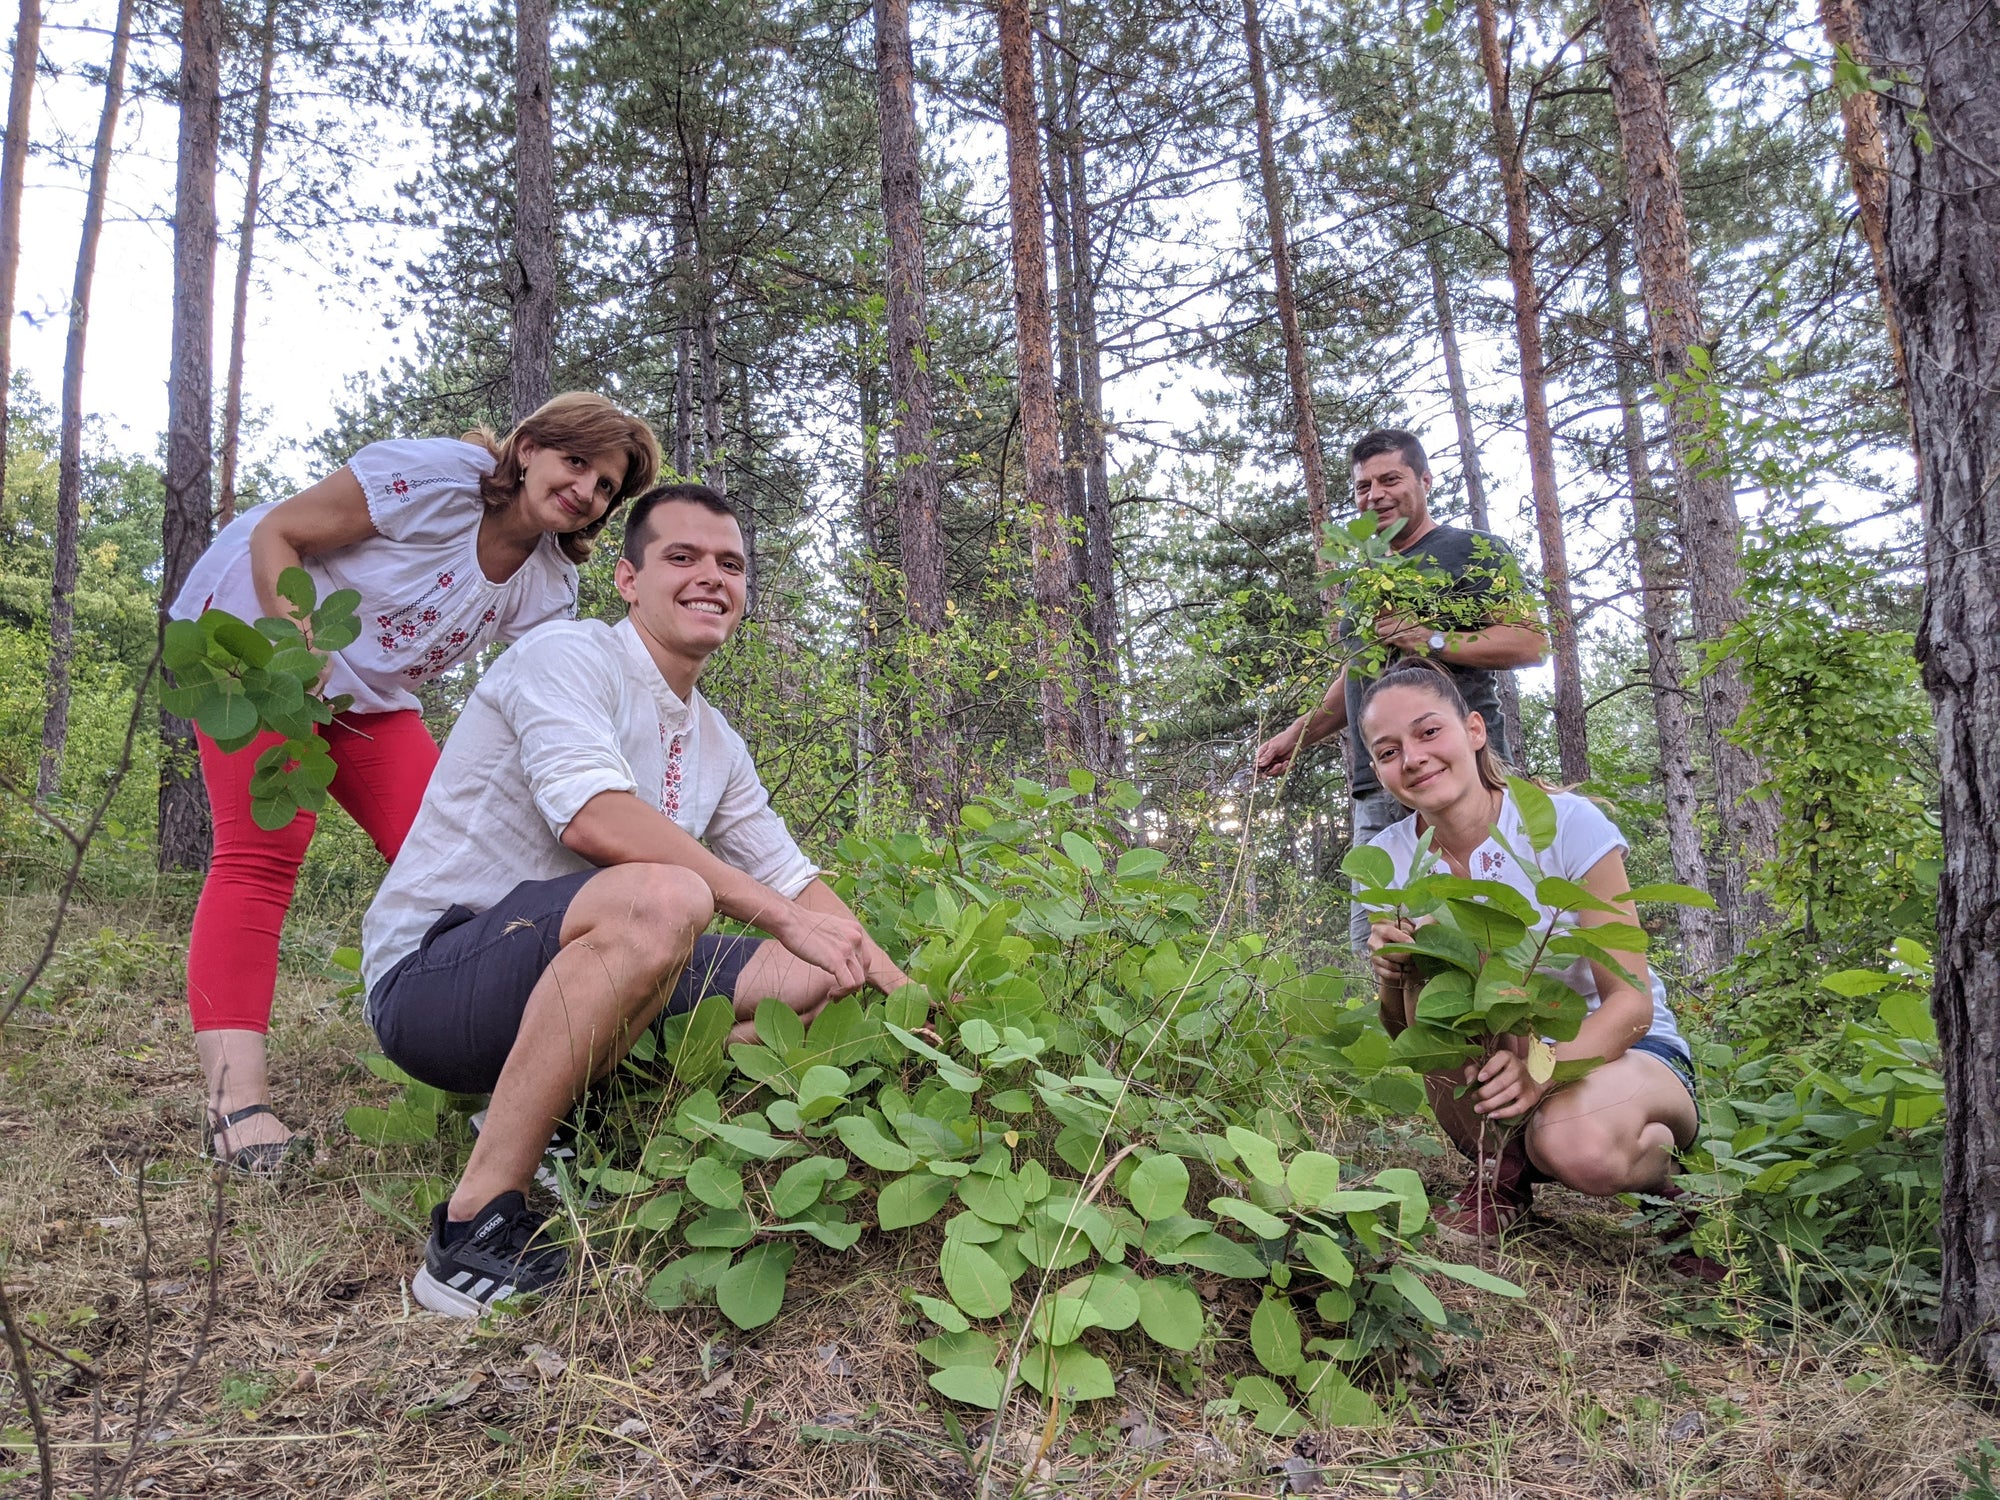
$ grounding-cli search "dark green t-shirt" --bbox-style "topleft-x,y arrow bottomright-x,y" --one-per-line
1340,524 -> 1524,796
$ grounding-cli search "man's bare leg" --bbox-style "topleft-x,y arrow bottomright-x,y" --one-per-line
447,863 -> 713,1220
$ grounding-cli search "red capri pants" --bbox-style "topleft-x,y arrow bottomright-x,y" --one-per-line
187,709 -> 439,1033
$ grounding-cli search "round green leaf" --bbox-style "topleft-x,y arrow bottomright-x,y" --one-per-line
686,1156 -> 744,1209
1019,1341 -> 1115,1402
911,1294 -> 970,1333
1125,1152 -> 1190,1222
878,1171 -> 954,1231
957,1019 -> 1000,1055
927,1363 -> 1006,1409
715,1242 -> 795,1330
832,1113 -> 916,1172
956,1170 -> 1026,1226
770,1156 -> 845,1218
1135,1276 -> 1204,1351
938,1239 -> 1013,1319
1224,1126 -> 1284,1186
1285,1151 -> 1342,1209
1250,1294 -> 1303,1377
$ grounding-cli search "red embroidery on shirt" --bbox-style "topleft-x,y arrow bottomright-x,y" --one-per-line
437,572 -> 454,589
661,727 -> 684,818
1479,850 -> 1508,876
391,477 -> 410,496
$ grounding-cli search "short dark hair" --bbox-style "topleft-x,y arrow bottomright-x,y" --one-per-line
1350,428 -> 1429,477
620,483 -> 738,566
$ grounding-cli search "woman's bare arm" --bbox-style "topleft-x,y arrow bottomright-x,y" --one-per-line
247,467 -> 378,624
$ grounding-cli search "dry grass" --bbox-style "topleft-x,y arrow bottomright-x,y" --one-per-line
1,895 -> 1990,1500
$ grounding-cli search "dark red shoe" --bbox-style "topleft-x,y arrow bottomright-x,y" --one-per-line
1434,1138 -> 1536,1240
1654,1180 -> 1728,1282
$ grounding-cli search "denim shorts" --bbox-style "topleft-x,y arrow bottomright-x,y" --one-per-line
1629,1035 -> 1699,1115
367,867 -> 762,1095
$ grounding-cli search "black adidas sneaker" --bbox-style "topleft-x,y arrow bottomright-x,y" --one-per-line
412,1191 -> 568,1318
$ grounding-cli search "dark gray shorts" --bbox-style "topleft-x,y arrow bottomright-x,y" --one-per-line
367,867 -> 762,1095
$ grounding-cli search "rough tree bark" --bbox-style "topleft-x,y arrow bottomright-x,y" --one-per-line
996,0 -> 1084,767
1818,0 -> 1908,397
1425,233 -> 1523,758
1055,0 -> 1124,777
1039,25 -> 1109,776
508,0 -> 555,425
0,0 -> 42,506
1606,230 -> 1718,979
1242,0 -> 1331,604
217,0 -> 278,525
873,0 -> 957,826
855,343 -> 882,815
36,0 -> 133,803
160,0 -> 225,872
1470,0 -> 1589,783
1853,0 -> 2000,1384
1602,0 -> 1779,945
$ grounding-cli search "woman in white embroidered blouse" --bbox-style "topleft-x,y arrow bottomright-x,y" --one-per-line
168,392 -> 661,1171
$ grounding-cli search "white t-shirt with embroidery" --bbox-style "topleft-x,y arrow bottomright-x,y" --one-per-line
1366,788 -> 1688,1057
169,437 -> 581,715
361,616 -> 819,993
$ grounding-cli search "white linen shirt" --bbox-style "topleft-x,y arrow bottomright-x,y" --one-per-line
169,437 -> 580,715
361,616 -> 818,992
1366,789 -> 1688,1055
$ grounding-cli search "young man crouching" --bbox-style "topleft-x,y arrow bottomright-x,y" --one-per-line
360,483 -> 910,1317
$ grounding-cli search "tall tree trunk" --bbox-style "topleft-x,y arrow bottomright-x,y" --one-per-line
1056,0 -> 1124,777
217,0 -> 277,526
0,0 -> 41,505
873,0 -> 956,827
1241,0 -> 1331,605
673,332 -> 693,474
1818,0 -> 1908,399
508,0 -> 555,425
1855,0 -> 2000,1384
733,359 -> 752,611
996,0 -> 1084,768
160,0 -> 224,872
1425,232 -> 1522,758
1471,0 -> 1589,784
1601,0 -> 1778,943
36,0 -> 132,804
1606,230 -> 1718,978
699,299 -> 723,493
1039,26 -> 1109,776
856,340 -> 882,817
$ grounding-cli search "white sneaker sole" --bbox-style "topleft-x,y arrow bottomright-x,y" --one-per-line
412,1264 -> 517,1319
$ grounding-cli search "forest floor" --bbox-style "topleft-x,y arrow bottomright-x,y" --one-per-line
0,894 -> 1989,1500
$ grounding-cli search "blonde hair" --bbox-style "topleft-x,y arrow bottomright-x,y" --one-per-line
463,392 -> 662,564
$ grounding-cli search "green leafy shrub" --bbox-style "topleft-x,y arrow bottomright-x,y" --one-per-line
1317,513 -> 1543,678
160,568 -> 359,829
1688,940 -> 1941,1331
358,775 -> 1530,1425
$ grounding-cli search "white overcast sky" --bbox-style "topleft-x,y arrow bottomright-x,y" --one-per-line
11,4 -> 425,482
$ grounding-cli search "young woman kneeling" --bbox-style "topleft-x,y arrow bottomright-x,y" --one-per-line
1358,659 -> 1699,1238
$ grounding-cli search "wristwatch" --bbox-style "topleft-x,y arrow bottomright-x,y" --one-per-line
1427,631 -> 1447,655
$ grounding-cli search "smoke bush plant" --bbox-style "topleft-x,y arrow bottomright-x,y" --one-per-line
454,775 -> 1522,1428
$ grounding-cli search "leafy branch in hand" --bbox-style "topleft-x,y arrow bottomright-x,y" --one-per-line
160,567 -> 361,830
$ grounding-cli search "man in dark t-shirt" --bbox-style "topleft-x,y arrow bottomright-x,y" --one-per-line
1255,429 -> 1549,949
